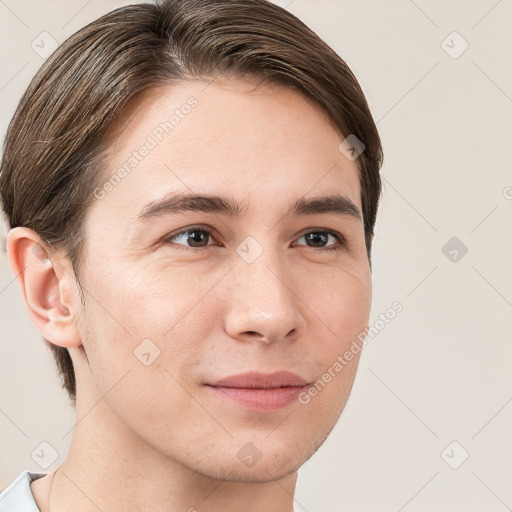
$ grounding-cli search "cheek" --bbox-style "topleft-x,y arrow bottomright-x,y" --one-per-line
83,258 -> 206,331
303,262 -> 372,347
75,269 -> 204,434
78,261 -> 218,381
298,268 -> 368,421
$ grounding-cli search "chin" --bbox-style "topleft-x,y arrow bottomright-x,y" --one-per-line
197,454 -> 302,484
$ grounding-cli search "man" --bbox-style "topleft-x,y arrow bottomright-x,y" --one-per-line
0,0 -> 383,510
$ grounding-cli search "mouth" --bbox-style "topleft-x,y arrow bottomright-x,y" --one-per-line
204,371 -> 311,412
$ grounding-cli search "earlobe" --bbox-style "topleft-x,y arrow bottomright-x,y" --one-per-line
6,227 -> 82,349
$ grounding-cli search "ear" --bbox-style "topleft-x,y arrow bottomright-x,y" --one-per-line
6,226 -> 82,349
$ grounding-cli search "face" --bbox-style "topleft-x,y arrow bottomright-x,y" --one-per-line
73,77 -> 372,482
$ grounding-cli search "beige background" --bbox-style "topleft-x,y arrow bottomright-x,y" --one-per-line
1,0 -> 511,510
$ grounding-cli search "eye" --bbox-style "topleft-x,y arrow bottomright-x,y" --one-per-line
294,230 -> 347,252
161,226 -> 217,250
161,226 -> 347,252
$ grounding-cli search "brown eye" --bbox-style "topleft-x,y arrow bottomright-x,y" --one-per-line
295,230 -> 347,252
162,227 -> 216,249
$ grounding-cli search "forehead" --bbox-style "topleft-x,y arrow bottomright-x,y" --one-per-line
89,78 -> 362,228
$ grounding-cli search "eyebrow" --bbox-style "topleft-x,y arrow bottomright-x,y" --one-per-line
137,191 -> 362,223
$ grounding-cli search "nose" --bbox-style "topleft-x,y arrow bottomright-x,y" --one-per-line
223,251 -> 306,345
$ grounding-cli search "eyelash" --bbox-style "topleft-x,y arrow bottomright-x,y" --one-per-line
160,226 -> 348,253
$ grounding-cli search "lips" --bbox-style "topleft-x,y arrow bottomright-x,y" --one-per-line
204,371 -> 310,412
206,370 -> 309,389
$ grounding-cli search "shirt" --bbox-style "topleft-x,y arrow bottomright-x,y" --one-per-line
0,470 -> 45,511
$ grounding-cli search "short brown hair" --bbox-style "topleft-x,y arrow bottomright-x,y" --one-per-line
0,0 -> 383,406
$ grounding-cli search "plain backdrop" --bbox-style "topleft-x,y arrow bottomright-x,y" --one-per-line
1,1 -> 511,510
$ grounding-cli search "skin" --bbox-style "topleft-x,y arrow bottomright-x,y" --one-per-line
7,77 -> 372,512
